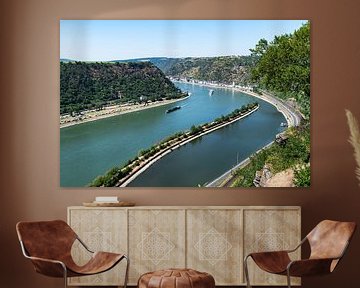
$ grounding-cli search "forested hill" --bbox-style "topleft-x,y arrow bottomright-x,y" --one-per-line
113,56 -> 256,85
60,61 -> 184,115
250,22 -> 310,119
162,56 -> 255,85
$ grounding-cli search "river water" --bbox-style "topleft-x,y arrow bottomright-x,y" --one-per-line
60,82 -> 285,187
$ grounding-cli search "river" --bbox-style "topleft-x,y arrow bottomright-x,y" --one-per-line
60,82 -> 285,187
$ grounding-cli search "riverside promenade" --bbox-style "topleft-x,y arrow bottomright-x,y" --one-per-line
60,95 -> 190,128
172,79 -> 301,127
250,90 -> 302,127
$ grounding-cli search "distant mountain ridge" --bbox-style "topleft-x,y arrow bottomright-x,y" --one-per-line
61,55 -> 255,86
112,55 -> 256,85
60,58 -> 75,62
112,57 -> 181,73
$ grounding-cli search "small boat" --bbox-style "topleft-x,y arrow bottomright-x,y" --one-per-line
209,89 -> 214,96
280,122 -> 288,127
166,106 -> 181,113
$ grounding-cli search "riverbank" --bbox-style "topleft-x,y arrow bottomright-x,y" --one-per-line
205,141 -> 274,187
172,79 -> 301,127
60,96 -> 189,129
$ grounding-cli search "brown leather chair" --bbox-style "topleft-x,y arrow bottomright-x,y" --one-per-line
16,220 -> 129,288
244,220 -> 356,288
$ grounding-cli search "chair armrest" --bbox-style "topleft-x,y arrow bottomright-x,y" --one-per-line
245,237 -> 307,259
19,240 -> 67,277
245,236 -> 305,258
247,250 -> 290,258
287,258 -> 336,277
285,237 -> 307,253
246,251 -> 292,274
76,236 -> 94,253
25,255 -> 67,278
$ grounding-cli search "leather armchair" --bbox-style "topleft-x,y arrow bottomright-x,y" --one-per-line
16,220 -> 129,288
244,220 -> 356,288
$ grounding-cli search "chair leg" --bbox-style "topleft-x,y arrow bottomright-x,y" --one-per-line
123,255 -> 130,288
62,265 -> 68,288
244,255 -> 252,288
286,269 -> 291,288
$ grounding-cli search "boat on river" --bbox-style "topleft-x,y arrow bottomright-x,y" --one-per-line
166,106 -> 181,113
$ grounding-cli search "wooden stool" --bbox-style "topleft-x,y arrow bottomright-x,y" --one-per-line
138,268 -> 215,288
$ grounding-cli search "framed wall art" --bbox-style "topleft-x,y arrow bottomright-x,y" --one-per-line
60,20 -> 310,188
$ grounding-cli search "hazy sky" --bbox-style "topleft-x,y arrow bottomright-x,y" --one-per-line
60,20 -> 307,61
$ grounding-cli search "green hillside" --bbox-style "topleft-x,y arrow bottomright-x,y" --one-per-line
251,22 -> 310,118
160,56 -> 256,85
112,56 -> 256,85
60,61 -> 184,115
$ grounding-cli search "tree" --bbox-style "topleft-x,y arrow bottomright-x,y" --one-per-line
250,22 -> 310,119
249,38 -> 268,57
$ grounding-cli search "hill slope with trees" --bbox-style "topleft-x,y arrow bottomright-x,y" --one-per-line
250,22 -> 310,119
60,61 -> 184,115
163,56 -> 256,85
113,56 -> 256,85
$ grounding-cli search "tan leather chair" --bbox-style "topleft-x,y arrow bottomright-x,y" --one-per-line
244,220 -> 356,288
16,220 -> 129,288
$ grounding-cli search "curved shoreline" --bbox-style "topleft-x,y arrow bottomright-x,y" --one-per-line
173,80 -> 301,127
119,105 -> 259,187
241,89 -> 301,127
60,95 -> 189,129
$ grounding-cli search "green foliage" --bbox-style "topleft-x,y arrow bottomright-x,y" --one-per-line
232,148 -> 272,187
251,22 -> 310,118
294,165 -> 311,187
89,165 -> 134,187
60,61 -> 184,115
90,175 -> 105,187
190,125 -> 203,135
232,125 -> 310,187
249,39 -> 268,57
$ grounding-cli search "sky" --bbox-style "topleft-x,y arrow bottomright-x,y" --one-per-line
60,20 -> 307,61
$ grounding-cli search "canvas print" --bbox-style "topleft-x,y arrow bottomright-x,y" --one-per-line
60,20 -> 310,188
